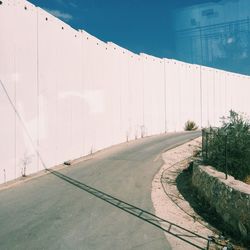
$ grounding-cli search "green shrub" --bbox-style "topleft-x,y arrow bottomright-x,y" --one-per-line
203,110 -> 250,181
184,120 -> 198,131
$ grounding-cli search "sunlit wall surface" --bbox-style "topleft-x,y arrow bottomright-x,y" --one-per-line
0,0 -> 250,184
174,0 -> 250,75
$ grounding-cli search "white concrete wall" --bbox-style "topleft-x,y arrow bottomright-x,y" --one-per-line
1,0 -> 250,184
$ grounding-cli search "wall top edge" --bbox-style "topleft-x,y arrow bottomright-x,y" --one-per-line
107,42 -> 133,54
3,0 -> 250,78
140,53 -> 164,62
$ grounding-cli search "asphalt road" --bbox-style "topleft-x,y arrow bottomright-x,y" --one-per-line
0,131 -> 200,250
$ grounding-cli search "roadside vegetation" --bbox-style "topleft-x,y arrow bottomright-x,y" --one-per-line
202,110 -> 250,182
184,120 -> 198,131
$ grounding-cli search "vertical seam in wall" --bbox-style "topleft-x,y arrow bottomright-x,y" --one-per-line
127,52 -> 130,140
14,46 -> 17,181
36,8 -> 39,171
164,60 -> 167,133
213,71 -> 215,125
70,77 -> 73,159
81,33 -> 85,155
225,73 -> 227,113
142,57 -> 145,128
199,25 -> 203,128
178,64 -> 181,132
207,71 -> 209,127
119,51 -> 122,141
200,66 -> 203,128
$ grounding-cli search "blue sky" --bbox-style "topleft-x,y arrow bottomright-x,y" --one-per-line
29,0 -> 212,58
28,0 -> 250,75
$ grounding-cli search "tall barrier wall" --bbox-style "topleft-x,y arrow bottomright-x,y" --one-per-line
1,0 -> 250,184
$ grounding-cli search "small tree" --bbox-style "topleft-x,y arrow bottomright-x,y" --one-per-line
205,110 -> 250,181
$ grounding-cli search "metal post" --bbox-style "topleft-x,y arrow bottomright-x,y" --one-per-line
225,134 -> 228,179
202,129 -> 205,158
206,236 -> 212,250
205,131 -> 208,161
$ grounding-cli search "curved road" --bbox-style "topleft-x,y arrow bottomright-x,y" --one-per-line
0,131 -> 200,250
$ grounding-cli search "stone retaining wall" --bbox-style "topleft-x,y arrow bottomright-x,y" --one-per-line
192,162 -> 250,240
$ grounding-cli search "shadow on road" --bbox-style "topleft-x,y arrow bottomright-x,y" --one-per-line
48,169 -> 211,250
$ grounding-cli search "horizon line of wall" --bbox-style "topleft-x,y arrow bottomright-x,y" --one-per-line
1,0 -> 250,184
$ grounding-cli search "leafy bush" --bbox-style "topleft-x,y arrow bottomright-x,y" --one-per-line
184,120 -> 198,131
203,110 -> 250,181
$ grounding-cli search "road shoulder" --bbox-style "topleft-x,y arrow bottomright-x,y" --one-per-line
151,137 -> 218,250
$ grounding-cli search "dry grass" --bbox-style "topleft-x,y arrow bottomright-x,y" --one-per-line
244,175 -> 250,185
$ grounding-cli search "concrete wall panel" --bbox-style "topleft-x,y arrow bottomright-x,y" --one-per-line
38,8 -> 61,169
70,32 -> 85,161
105,43 -> 123,146
201,67 -> 215,127
141,54 -> 165,135
14,2 -> 38,177
128,53 -> 144,140
164,59 -> 176,132
165,60 -> 176,131
191,65 -> 201,127
0,0 -> 18,182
